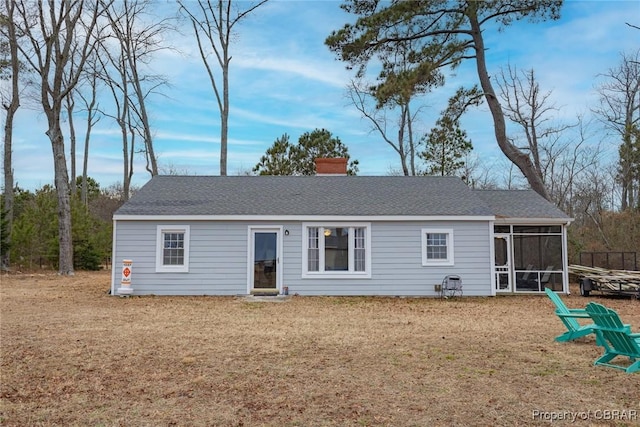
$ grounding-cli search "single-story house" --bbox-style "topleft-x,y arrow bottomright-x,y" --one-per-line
110,159 -> 572,296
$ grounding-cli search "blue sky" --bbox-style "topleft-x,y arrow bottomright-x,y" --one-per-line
6,0 -> 640,191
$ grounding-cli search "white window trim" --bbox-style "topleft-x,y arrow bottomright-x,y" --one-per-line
421,228 -> 454,266
155,225 -> 190,273
302,222 -> 371,279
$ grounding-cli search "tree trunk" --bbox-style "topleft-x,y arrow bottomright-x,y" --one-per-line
120,115 -> 131,202
66,96 -> 77,195
2,102 -> 16,268
81,104 -> 96,206
130,66 -> 158,176
397,104 -> 409,176
81,131 -> 90,206
46,120 -> 74,275
220,49 -> 229,176
126,113 -> 136,200
467,6 -> 550,200
2,0 -> 19,269
406,102 -> 416,176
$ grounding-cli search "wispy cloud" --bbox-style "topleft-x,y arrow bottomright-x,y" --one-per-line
233,56 -> 348,88
9,0 -> 639,190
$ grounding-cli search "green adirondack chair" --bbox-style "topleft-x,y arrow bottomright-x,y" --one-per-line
585,302 -> 640,374
544,287 -> 596,343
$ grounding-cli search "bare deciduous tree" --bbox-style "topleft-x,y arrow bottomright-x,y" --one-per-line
96,0 -> 171,200
0,0 -> 20,268
101,0 -> 173,178
178,0 -> 269,176
14,0 -> 108,274
76,56 -> 102,206
594,49 -> 640,211
64,71 -> 78,194
570,162 -> 618,250
540,117 -> 602,215
96,42 -> 135,201
347,79 -> 423,176
494,65 -> 606,211
459,154 -> 499,190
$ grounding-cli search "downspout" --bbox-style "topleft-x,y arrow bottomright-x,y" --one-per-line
488,220 -> 497,296
562,221 -> 571,294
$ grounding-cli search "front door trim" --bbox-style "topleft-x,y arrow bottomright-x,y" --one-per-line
494,233 -> 512,293
247,226 -> 283,294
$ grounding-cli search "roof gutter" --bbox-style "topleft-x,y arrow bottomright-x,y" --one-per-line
494,217 -> 573,225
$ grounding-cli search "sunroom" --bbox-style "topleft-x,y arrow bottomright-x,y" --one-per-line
474,189 -> 572,295
493,223 -> 568,293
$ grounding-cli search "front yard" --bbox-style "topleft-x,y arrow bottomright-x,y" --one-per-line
1,271 -> 638,426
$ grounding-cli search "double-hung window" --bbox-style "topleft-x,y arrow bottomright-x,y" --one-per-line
303,223 -> 371,278
156,225 -> 190,272
422,228 -> 454,266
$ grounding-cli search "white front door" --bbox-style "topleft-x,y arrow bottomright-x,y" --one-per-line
248,227 -> 281,294
494,234 -> 512,292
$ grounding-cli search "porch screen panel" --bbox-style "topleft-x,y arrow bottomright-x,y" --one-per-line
513,235 -> 542,270
513,235 -> 562,270
543,272 -> 563,291
540,235 -> 562,270
495,237 -> 508,266
513,231 -> 563,292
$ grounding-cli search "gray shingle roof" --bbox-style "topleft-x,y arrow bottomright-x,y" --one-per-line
115,175 -> 493,217
114,175 -> 569,220
473,190 -> 570,220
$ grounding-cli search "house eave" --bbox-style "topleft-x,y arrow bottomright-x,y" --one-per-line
113,214 -> 497,222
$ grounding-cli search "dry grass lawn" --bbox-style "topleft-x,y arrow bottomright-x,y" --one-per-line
1,271 -> 639,426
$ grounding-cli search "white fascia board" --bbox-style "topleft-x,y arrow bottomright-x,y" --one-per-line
494,217 -> 573,225
112,214 -> 496,222
110,219 -> 117,295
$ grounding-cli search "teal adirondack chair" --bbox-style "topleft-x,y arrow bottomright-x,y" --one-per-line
585,302 -> 640,374
544,287 -> 597,343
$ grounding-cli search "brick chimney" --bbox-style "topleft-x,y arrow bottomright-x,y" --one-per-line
314,158 -> 348,176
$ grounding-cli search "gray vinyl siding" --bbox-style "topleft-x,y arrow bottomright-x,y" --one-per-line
112,220 -> 492,296
113,221 -> 251,295
283,221 -> 491,296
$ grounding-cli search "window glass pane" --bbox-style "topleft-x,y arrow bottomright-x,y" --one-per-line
324,227 -> 349,271
254,232 -> 277,289
163,232 -> 184,265
306,225 -> 369,274
494,225 -> 511,233
354,227 -> 366,272
426,233 -> 448,260
308,227 -> 319,272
